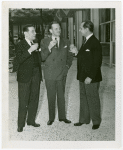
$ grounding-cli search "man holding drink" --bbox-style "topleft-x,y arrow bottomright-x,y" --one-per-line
16,24 -> 42,132
70,20 -> 102,130
40,21 -> 74,125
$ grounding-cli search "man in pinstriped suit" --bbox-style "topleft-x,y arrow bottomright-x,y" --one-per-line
40,21 -> 73,125
15,24 -> 42,132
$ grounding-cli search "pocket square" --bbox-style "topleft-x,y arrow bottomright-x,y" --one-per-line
39,48 -> 41,51
64,45 -> 67,48
86,49 -> 90,51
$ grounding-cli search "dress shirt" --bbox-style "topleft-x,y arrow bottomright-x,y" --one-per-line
25,38 -> 33,54
86,33 -> 93,42
52,36 -> 60,47
25,38 -> 33,46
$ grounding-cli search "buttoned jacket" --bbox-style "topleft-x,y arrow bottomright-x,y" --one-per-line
77,35 -> 102,83
40,37 -> 73,80
15,39 -> 42,83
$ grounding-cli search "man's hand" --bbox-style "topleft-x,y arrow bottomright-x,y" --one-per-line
48,40 -> 57,52
69,44 -> 78,56
28,43 -> 38,53
84,77 -> 92,84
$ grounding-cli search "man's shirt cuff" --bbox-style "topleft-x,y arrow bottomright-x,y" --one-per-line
28,50 -> 32,54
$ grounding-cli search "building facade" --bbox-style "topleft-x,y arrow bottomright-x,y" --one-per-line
10,8 -> 115,67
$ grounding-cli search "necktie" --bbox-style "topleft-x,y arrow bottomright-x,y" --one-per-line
82,39 -> 86,47
83,38 -> 87,45
30,42 -> 39,67
55,38 -> 58,48
31,42 -> 33,45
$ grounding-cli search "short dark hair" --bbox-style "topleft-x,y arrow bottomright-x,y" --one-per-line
23,24 -> 34,33
83,20 -> 94,32
49,21 -> 61,30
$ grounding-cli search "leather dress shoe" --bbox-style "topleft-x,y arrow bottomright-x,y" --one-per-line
47,120 -> 54,125
92,124 -> 100,130
59,119 -> 71,123
27,123 -> 40,127
74,122 -> 89,126
17,127 -> 23,132
74,122 -> 84,126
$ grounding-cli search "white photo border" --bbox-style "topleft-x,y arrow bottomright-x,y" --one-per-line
2,1 -> 122,149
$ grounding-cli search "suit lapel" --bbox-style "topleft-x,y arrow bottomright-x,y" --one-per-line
59,38 -> 64,50
48,37 -> 52,43
22,39 -> 31,50
47,37 -> 53,48
83,35 -> 94,47
78,35 -> 94,54
81,35 -> 94,51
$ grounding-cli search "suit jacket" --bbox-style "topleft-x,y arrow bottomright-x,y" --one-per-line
40,37 -> 73,80
77,35 -> 102,83
15,39 -> 42,83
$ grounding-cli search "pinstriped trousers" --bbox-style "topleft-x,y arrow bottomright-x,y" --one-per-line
79,82 -> 101,125
18,67 -> 41,128
45,77 -> 66,121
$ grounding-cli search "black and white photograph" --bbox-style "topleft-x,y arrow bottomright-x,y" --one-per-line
2,1 -> 122,149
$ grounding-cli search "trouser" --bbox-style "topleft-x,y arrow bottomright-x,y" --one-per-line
18,67 -> 41,128
79,82 -> 101,125
45,77 -> 66,121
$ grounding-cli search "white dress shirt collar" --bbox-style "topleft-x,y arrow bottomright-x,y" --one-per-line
86,33 -> 93,41
25,38 -> 33,46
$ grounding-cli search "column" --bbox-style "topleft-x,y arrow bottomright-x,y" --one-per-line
91,9 -> 99,39
68,17 -> 74,44
61,22 -> 67,38
109,9 -> 114,67
110,40 -> 113,67
75,10 -> 82,50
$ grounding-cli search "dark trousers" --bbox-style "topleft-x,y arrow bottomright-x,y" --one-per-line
79,82 -> 101,125
18,67 -> 41,128
45,77 -> 66,121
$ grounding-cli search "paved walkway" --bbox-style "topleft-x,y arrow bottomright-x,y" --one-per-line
9,58 -> 115,141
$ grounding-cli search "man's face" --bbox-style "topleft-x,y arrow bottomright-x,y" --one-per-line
50,23 -> 61,37
25,27 -> 36,41
79,22 -> 87,37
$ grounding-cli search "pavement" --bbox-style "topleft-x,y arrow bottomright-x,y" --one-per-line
9,58 -> 115,141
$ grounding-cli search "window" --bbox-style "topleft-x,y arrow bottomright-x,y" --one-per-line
99,8 -> 115,66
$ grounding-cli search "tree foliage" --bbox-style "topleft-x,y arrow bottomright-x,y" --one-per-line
42,9 -> 56,24
9,9 -> 56,25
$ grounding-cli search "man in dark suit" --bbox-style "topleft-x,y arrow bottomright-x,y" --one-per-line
15,24 -> 42,132
70,20 -> 102,130
40,21 -> 73,125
